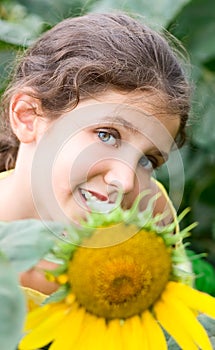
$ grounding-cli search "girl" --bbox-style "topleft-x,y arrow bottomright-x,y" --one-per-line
0,13 -> 190,293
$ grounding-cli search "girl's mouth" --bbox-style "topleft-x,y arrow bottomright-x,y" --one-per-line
79,189 -> 117,213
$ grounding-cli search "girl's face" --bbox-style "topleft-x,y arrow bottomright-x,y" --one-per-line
31,90 -> 180,224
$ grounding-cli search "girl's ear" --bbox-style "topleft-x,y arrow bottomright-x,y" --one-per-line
9,93 -> 44,143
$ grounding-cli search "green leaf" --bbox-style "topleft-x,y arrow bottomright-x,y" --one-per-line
191,71 -> 215,151
187,250 -> 215,296
198,314 -> 215,348
166,314 -> 215,349
212,223 -> 215,240
171,0 -> 215,62
91,0 -> 191,28
0,253 -> 26,350
167,336 -> 181,350
18,0 -> 95,26
0,220 -> 64,272
0,16 -> 44,46
0,48 -> 17,93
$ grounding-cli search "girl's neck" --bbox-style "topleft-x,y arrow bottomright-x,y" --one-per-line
0,170 -> 39,221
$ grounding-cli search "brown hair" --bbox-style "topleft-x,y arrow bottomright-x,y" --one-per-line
0,12 -> 191,171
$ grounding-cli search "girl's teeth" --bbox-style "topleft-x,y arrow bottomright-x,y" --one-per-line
81,189 -> 94,200
81,189 -> 99,201
80,189 -> 116,213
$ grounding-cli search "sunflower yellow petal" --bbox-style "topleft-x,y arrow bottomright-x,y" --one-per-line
162,290 -> 213,350
49,306 -> 85,350
74,313 -> 107,350
24,303 -> 66,331
167,281 -> 215,319
154,299 -> 198,350
23,304 -> 51,331
121,315 -> 148,350
88,317 -> 107,350
141,310 -> 167,350
106,319 -> 123,350
19,305 -> 67,349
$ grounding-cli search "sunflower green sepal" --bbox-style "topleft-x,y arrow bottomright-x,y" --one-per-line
80,190 -> 155,229
42,284 -> 70,305
48,239 -> 78,264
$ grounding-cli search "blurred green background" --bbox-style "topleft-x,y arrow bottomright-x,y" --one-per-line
0,0 -> 215,276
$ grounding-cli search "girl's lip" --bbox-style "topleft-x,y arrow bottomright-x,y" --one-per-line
79,188 -> 108,202
79,188 -> 118,213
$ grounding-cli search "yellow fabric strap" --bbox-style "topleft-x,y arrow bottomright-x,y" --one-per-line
0,170 -> 13,179
152,178 -> 179,233
22,287 -> 47,311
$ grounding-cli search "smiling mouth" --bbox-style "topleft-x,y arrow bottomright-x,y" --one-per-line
79,189 -> 117,213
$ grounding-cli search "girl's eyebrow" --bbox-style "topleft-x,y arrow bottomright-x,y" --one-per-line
100,116 -> 139,135
100,115 -> 169,161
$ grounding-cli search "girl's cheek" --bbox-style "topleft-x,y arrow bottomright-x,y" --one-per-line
130,170 -> 154,211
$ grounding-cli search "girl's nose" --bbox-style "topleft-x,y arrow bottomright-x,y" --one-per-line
104,161 -> 136,194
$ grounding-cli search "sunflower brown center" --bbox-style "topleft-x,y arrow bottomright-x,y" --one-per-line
68,225 -> 172,319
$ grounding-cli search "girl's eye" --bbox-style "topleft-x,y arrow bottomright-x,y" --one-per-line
97,129 -> 120,147
138,155 -> 155,170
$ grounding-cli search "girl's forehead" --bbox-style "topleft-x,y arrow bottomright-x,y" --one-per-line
51,91 -> 179,155
74,89 -> 180,137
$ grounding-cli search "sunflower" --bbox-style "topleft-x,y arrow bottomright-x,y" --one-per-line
19,193 -> 215,350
